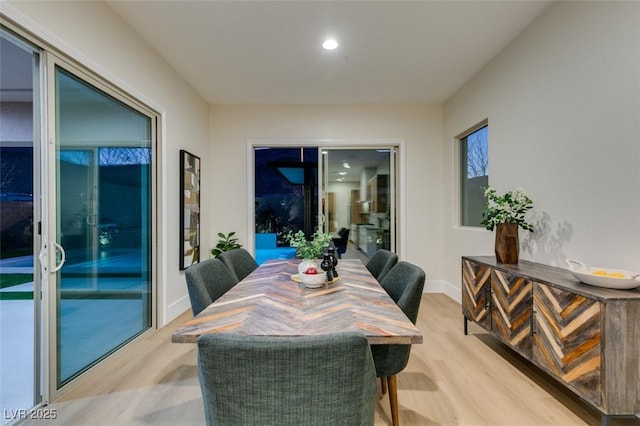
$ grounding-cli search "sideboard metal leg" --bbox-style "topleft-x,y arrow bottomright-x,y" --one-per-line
463,316 -> 468,335
601,414 -> 611,426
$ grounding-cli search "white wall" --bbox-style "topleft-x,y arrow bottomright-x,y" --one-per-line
443,1 -> 640,294
209,104 -> 445,289
2,1 -> 210,324
326,181 -> 358,231
9,1 -> 632,320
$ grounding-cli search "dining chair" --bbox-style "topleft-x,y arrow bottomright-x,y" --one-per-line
332,227 -> 350,258
365,249 -> 398,282
218,248 -> 258,281
371,261 -> 425,426
197,332 -> 378,426
185,258 -> 238,316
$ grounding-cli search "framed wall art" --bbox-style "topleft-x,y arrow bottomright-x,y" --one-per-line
180,150 -> 201,270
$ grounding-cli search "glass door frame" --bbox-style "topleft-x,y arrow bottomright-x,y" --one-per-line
247,139 -> 404,258
43,53 -> 159,401
318,146 -> 398,254
0,23 -> 45,416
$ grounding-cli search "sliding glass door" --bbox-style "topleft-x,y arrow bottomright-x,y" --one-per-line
320,148 -> 395,258
0,28 -> 42,424
1,22 -> 157,409
49,63 -> 154,390
253,147 -> 318,264
251,144 -> 397,263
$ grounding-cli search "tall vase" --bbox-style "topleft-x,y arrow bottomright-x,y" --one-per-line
495,223 -> 519,264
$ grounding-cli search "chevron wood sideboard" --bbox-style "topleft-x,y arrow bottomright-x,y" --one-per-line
462,256 -> 640,426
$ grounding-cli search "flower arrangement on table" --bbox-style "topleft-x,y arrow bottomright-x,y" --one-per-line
284,229 -> 333,259
481,186 -> 534,264
481,186 -> 534,232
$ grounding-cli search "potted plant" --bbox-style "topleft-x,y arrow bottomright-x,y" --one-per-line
210,231 -> 242,258
284,229 -> 333,273
481,187 -> 534,264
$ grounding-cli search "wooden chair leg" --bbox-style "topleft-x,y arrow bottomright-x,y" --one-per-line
380,376 -> 387,394
388,375 -> 399,426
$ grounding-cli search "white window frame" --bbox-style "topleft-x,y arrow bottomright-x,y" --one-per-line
455,120 -> 488,228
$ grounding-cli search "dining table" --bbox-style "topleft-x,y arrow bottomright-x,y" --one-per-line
171,258 -> 423,345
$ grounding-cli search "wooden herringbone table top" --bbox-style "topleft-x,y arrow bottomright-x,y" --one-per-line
172,259 -> 423,345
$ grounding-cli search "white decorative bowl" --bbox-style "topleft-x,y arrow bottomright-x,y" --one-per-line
298,259 -> 319,275
299,272 -> 326,288
566,259 -> 640,290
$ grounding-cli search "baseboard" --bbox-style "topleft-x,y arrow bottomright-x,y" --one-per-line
424,280 -> 461,304
164,295 -> 191,326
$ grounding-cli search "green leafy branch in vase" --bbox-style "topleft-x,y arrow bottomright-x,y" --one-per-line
481,187 -> 534,232
284,229 -> 333,259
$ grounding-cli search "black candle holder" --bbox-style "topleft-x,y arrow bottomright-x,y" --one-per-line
327,247 -> 339,278
320,253 -> 334,282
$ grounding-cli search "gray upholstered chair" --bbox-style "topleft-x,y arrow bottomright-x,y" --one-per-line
332,227 -> 350,258
372,261 -> 425,426
218,248 -> 258,281
365,249 -> 398,282
197,332 -> 377,426
185,258 -> 238,316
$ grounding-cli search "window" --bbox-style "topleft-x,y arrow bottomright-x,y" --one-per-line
459,123 -> 488,227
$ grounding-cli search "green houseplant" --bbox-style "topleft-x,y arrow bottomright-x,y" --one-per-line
210,231 -> 242,258
481,187 -> 534,264
284,229 -> 332,260
284,229 -> 333,275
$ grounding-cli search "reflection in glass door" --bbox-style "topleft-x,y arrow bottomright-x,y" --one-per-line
320,148 -> 395,259
252,145 -> 397,263
0,28 -> 42,423
52,66 -> 153,387
253,147 -> 318,265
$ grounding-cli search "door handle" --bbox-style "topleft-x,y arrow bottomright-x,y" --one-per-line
86,213 -> 97,226
51,241 -> 66,272
39,242 -> 49,273
531,309 -> 537,335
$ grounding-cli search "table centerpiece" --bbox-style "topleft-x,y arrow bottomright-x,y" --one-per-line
285,229 -> 333,274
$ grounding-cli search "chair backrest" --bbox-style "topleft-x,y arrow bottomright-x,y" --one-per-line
365,249 -> 398,282
380,261 -> 426,323
185,258 -> 238,316
218,248 -> 258,281
197,332 -> 377,426
372,261 -> 426,377
332,228 -> 350,255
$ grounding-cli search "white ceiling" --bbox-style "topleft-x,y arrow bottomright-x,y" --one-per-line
1,1 -> 551,178
108,0 -> 552,105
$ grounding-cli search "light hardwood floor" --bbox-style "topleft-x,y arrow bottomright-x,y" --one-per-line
18,294 -> 640,425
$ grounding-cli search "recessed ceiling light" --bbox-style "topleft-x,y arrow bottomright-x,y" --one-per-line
322,39 -> 339,50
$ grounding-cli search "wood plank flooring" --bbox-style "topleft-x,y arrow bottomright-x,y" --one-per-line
18,294 -> 640,425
